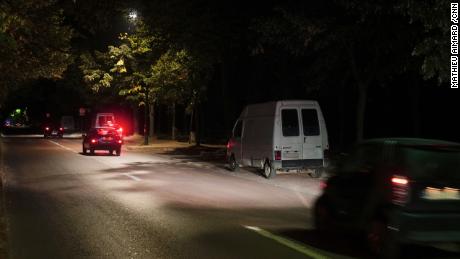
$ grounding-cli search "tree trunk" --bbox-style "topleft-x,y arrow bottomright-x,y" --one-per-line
189,107 -> 194,144
338,80 -> 346,150
410,76 -> 421,137
132,104 -> 139,135
149,103 -> 155,139
195,104 -> 201,146
143,102 -> 148,145
221,57 -> 231,129
356,83 -> 367,142
171,102 -> 176,140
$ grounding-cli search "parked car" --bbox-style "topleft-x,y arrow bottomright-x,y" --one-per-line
313,138 -> 460,257
44,124 -> 64,138
226,100 -> 329,178
82,127 -> 123,155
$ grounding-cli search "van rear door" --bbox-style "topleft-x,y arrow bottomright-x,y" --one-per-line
279,108 -> 302,166
300,108 -> 323,166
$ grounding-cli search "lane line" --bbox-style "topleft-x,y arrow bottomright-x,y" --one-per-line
243,225 -> 352,259
47,140 -> 77,153
122,173 -> 142,181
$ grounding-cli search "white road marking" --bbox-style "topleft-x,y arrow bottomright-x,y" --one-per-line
48,140 -> 77,153
243,225 -> 352,259
122,173 -> 142,181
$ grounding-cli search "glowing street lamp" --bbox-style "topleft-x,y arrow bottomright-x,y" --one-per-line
128,11 -> 138,21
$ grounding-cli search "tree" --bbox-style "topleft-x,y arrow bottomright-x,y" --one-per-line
252,1 -> 421,142
401,0 -> 451,84
0,0 -> 73,106
80,21 -> 161,144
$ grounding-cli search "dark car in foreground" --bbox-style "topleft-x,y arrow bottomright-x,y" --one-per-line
82,127 -> 123,156
44,125 -> 64,138
314,138 -> 460,258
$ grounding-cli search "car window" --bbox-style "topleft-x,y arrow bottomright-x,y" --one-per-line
281,109 -> 299,137
396,145 -> 460,180
341,144 -> 382,174
97,128 -> 116,136
301,109 -> 320,136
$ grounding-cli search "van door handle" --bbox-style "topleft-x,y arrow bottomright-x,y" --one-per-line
315,145 -> 321,148
304,137 -> 307,142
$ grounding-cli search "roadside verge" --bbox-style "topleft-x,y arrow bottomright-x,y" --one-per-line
0,136 -> 8,258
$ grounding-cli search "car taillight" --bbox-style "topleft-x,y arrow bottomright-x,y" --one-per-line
226,141 -> 232,149
118,140 -> 122,144
320,180 -> 327,190
274,150 -> 281,160
59,127 -> 63,131
391,175 -> 410,206
45,127 -> 50,131
91,139 -> 97,143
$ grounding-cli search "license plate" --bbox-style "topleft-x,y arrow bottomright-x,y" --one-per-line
422,187 -> 460,200
52,130 -> 57,134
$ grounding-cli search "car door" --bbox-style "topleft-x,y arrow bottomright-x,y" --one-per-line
280,108 -> 302,164
300,108 -> 323,163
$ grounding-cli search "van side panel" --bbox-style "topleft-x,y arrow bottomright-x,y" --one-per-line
241,116 -> 274,167
240,102 -> 276,168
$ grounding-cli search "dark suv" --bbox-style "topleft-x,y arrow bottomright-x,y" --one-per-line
82,127 -> 123,156
314,138 -> 460,257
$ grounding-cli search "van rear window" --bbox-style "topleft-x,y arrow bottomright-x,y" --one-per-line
301,109 -> 319,136
282,109 -> 299,136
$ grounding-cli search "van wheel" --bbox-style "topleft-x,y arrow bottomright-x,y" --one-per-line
228,155 -> 238,171
263,161 -> 276,179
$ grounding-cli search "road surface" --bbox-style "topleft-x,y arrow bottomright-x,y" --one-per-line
1,136 -> 328,259
1,136 -> 459,259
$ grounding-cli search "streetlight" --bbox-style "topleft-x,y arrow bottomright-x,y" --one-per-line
128,10 -> 138,22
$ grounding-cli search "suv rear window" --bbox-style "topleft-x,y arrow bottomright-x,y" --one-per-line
396,145 -> 460,180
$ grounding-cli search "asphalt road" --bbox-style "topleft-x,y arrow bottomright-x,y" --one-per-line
2,136 -> 460,259
1,136 -> 328,259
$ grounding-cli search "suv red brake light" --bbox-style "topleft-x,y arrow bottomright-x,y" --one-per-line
391,175 -> 410,206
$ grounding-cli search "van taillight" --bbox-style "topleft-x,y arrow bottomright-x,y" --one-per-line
91,139 -> 97,144
391,175 -> 410,206
320,180 -> 327,190
274,150 -> 281,160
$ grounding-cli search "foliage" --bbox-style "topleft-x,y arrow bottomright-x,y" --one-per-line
0,0 -> 73,104
401,0 -> 451,84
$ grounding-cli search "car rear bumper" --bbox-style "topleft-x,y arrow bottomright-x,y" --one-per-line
391,211 -> 460,243
86,143 -> 121,150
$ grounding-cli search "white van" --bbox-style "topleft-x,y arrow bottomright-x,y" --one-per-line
227,100 -> 329,178
94,113 -> 116,128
